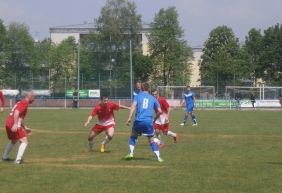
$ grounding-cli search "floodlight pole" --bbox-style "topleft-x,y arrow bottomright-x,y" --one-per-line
77,39 -> 80,108
130,39 -> 133,98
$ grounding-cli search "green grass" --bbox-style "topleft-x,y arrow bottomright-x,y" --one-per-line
1,109 -> 282,193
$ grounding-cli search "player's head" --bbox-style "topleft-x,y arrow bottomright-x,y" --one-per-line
151,89 -> 158,98
186,85 -> 191,91
100,94 -> 109,105
136,80 -> 142,90
24,90 -> 35,104
142,82 -> 150,92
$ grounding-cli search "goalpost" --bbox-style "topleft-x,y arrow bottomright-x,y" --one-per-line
225,86 -> 282,108
157,86 -> 215,108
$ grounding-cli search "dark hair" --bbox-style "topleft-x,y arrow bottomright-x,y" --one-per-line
151,88 -> 158,93
100,93 -> 109,100
142,82 -> 150,91
136,80 -> 142,84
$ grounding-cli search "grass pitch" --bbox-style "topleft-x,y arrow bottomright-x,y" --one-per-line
0,109 -> 282,193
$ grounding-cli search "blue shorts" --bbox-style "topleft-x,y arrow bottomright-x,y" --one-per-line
132,121 -> 154,137
186,106 -> 194,113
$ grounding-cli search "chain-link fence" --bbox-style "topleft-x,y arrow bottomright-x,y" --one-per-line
2,83 -> 282,108
225,86 -> 282,100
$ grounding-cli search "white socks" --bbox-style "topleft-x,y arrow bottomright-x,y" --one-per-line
167,131 -> 176,137
129,145 -> 135,155
15,142 -> 27,161
154,151 -> 160,159
102,136 -> 111,145
3,142 -> 15,159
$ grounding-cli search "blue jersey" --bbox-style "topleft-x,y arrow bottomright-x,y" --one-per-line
184,91 -> 195,107
134,92 -> 160,123
132,89 -> 141,101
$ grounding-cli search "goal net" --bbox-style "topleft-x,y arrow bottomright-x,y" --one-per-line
225,86 -> 282,108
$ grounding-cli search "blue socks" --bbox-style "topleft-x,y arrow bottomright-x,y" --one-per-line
150,141 -> 160,159
129,136 -> 137,146
150,141 -> 159,152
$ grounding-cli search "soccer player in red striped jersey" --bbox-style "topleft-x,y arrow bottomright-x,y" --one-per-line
2,90 -> 35,164
84,94 -> 130,153
152,89 -> 179,146
0,89 -> 5,113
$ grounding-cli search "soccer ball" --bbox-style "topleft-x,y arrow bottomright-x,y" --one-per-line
153,137 -> 161,146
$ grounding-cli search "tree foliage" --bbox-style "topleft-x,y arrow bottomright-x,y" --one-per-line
79,0 -> 143,90
148,7 -> 192,86
200,26 -> 245,93
3,22 -> 36,89
243,28 -> 263,83
49,37 -> 77,92
0,19 -> 7,86
259,24 -> 282,85
133,53 -> 153,81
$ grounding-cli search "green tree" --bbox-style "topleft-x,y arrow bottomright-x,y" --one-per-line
33,38 -> 52,89
80,0 -> 142,91
49,37 -> 77,93
4,22 -> 36,89
259,24 -> 282,85
0,19 -> 6,51
148,7 -> 192,86
243,28 -> 263,84
0,19 -> 7,86
200,26 -> 242,94
133,53 -> 153,81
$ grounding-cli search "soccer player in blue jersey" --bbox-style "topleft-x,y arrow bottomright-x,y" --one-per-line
132,80 -> 142,101
180,86 -> 198,126
125,82 -> 164,162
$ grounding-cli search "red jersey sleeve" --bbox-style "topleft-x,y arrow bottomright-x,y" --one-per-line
90,105 -> 99,117
111,103 -> 120,111
0,91 -> 4,107
159,97 -> 169,110
15,101 -> 28,114
162,99 -> 170,109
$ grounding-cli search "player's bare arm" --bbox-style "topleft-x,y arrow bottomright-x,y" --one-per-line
154,108 -> 162,123
11,110 -> 20,132
84,115 -> 93,127
21,124 -> 32,136
166,106 -> 171,122
180,100 -> 186,107
126,102 -> 136,125
119,105 -> 131,110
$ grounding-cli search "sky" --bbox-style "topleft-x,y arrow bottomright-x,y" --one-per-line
0,0 -> 282,46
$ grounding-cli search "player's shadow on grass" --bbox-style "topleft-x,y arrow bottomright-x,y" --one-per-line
102,150 -> 111,153
87,150 -> 111,153
123,157 -> 152,161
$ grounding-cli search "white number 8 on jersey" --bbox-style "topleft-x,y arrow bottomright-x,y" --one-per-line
142,98 -> 149,109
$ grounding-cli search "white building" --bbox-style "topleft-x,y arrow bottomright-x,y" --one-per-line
189,47 -> 203,87
50,22 -> 150,55
49,22 -> 202,85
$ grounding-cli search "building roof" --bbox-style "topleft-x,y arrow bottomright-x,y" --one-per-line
50,22 -> 151,34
